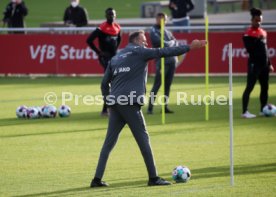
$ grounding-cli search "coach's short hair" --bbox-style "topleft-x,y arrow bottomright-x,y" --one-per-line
250,8 -> 262,18
129,30 -> 145,43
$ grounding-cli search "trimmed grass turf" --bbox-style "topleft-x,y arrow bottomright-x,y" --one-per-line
0,76 -> 275,196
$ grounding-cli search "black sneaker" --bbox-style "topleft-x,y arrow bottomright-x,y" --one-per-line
165,108 -> 174,114
147,109 -> 153,114
90,179 -> 109,187
148,177 -> 171,186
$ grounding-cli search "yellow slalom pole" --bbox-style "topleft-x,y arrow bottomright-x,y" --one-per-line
205,15 -> 209,121
160,18 -> 165,124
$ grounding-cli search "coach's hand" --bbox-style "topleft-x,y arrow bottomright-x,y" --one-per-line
190,40 -> 207,50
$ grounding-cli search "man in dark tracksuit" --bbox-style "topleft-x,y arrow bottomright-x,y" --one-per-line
63,0 -> 88,27
2,0 -> 28,34
148,13 -> 178,114
87,8 -> 121,116
90,30 -> 207,187
241,8 -> 274,118
169,0 -> 194,32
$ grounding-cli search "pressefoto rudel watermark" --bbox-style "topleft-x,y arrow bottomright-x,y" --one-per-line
176,91 -> 229,106
44,91 -> 230,106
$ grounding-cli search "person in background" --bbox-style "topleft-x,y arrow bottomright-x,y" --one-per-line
2,0 -> 28,34
86,8 -> 121,116
147,13 -> 178,114
241,8 -> 274,118
168,0 -> 194,32
89,30 -> 207,187
63,0 -> 88,27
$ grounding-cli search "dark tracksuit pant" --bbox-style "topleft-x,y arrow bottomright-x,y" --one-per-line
94,104 -> 157,179
148,63 -> 176,111
242,63 -> 269,113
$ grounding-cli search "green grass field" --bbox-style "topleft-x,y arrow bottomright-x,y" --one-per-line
1,0 -> 276,27
0,0 -> 160,27
0,76 -> 275,196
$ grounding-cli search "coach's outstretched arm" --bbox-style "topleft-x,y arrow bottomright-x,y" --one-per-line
139,39 -> 207,61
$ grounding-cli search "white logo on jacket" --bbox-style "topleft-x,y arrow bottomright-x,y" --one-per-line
118,67 -> 130,73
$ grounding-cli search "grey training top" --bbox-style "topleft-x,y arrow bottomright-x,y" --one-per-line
150,24 -> 178,65
101,43 -> 190,105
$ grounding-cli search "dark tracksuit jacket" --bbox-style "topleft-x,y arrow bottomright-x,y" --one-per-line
242,26 -> 272,113
148,24 -> 178,110
94,43 -> 190,179
3,1 -> 28,30
169,0 -> 194,19
63,5 -> 88,27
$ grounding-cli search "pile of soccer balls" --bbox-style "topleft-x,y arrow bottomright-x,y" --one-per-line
172,165 -> 191,183
16,105 -> 71,119
262,104 -> 276,117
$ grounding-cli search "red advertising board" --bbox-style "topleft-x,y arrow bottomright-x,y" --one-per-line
0,32 -> 275,74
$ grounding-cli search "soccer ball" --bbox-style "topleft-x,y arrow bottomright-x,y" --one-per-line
35,106 -> 43,118
172,166 -> 191,183
58,105 -> 71,117
16,105 -> 28,118
26,107 -> 40,119
31,106 -> 42,118
42,105 -> 57,118
262,104 -> 276,117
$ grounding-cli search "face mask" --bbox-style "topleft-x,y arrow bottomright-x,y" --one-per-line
71,2 -> 79,8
